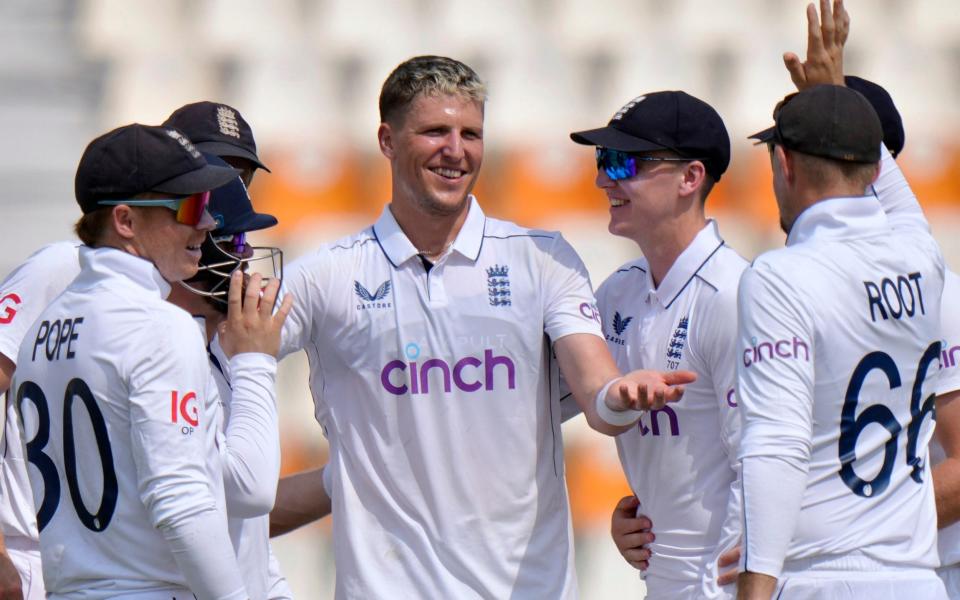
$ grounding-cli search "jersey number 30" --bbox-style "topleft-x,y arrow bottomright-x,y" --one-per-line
839,342 -> 940,498
15,378 -> 118,532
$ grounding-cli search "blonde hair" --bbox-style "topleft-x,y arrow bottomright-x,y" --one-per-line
379,55 -> 486,124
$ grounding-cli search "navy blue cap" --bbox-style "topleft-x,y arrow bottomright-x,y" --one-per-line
844,76 -> 905,158
75,124 -> 239,214
570,91 -> 731,181
203,152 -> 278,235
750,85 -> 882,163
164,102 -> 270,172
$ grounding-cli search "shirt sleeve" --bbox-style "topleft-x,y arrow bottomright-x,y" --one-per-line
279,251 -> 324,359
870,144 -> 929,233
0,242 -> 80,364
939,269 -> 960,396
541,234 -> 603,343
219,352 -> 281,518
126,314 -> 245,598
736,262 -> 816,578
699,284 -> 742,464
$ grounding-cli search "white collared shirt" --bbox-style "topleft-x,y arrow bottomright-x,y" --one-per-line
0,241 -> 81,545
595,221 -> 745,597
737,194 -> 944,577
280,197 -> 602,599
932,269 -> 960,567
12,246 -> 244,598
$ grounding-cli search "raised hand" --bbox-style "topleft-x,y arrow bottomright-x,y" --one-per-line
218,271 -> 293,358
783,0 -> 850,90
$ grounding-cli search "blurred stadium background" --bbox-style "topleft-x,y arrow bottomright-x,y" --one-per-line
2,0 -> 959,596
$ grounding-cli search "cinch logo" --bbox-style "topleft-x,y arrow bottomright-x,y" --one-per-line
638,406 -> 680,437
380,344 -> 516,396
942,343 -> 960,370
606,311 -> 632,346
355,280 -> 392,310
171,390 -> 199,432
580,302 -> 601,324
0,293 -> 21,325
726,388 -> 737,408
742,336 -> 810,367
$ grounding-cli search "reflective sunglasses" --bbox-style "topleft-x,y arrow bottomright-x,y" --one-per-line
595,147 -> 707,181
211,231 -> 248,255
97,191 -> 211,226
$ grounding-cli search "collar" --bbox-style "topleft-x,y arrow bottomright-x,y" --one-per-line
373,196 -> 486,267
77,246 -> 172,299
786,196 -> 888,247
649,220 -> 725,309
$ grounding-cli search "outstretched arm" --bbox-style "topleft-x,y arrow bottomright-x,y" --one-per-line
554,333 -> 696,436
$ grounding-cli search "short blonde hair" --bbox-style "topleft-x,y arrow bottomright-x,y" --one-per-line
379,55 -> 486,124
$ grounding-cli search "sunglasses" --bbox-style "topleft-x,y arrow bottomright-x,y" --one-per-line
97,191 -> 211,226
211,231 -> 248,255
595,147 -> 707,181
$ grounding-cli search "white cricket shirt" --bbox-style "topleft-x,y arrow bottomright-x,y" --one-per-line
207,337 -> 285,600
737,195 -> 944,578
12,247 -> 244,599
280,197 -> 603,599
866,145 -> 960,571
0,242 -> 81,545
932,269 -> 960,567
596,221 -> 745,599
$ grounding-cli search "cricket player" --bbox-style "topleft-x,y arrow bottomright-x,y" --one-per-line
0,241 -> 80,600
569,90 -> 744,599
735,81 -> 946,600
166,100 -> 294,599
168,152 -> 290,600
277,55 -> 695,599
10,123 -> 286,599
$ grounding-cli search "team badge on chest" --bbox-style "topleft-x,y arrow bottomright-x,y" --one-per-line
486,264 -> 511,307
666,316 -> 689,369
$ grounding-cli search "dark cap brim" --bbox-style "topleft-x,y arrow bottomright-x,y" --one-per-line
570,126 -> 671,152
194,140 -> 271,172
152,164 -> 241,196
748,126 -> 776,143
216,212 -> 278,236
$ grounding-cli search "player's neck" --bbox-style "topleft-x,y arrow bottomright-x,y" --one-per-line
634,212 -> 707,289
388,198 -> 469,261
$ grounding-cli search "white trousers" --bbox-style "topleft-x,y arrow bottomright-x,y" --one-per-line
773,569 -> 949,600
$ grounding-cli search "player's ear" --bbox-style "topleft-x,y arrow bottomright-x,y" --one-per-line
678,160 -> 707,199
110,205 -> 137,240
774,145 -> 794,185
378,122 -> 395,160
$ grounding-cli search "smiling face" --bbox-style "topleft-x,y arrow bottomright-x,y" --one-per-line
594,152 -> 691,243
129,205 -> 215,283
379,93 -> 484,219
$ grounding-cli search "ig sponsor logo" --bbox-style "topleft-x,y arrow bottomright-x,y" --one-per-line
171,390 -> 199,435
0,293 -> 21,324
742,336 -> 810,367
380,343 -> 517,396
